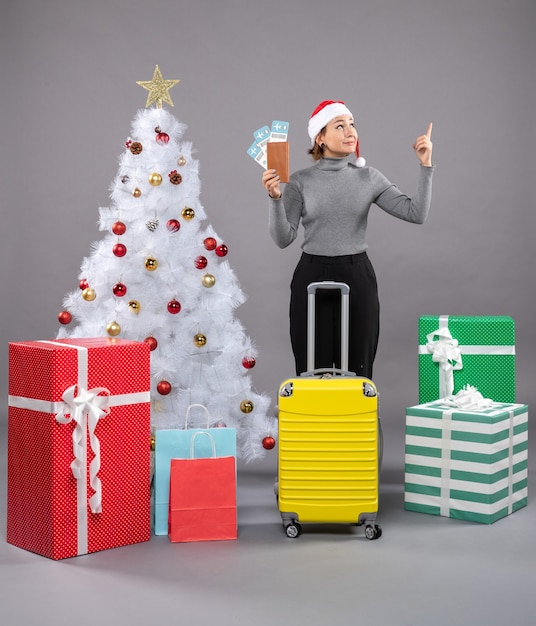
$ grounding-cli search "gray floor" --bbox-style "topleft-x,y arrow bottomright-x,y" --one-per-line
1,415 -> 535,626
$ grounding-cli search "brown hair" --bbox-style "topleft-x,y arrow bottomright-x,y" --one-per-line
307,127 -> 326,161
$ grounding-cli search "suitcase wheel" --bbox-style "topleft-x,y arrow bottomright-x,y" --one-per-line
365,524 -> 382,540
285,522 -> 302,539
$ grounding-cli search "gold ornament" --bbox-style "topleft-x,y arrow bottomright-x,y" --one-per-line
106,321 -> 121,337
201,273 -> 216,288
181,207 -> 195,220
145,257 -> 158,271
150,434 -> 156,452
240,400 -> 254,414
178,156 -> 187,166
128,300 -> 141,313
194,333 -> 207,347
148,172 -> 162,186
82,287 -> 96,301
132,187 -> 142,198
136,64 -> 180,109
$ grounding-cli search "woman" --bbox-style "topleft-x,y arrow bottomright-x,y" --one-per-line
262,100 -> 434,378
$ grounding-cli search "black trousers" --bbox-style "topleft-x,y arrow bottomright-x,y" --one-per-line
289,252 -> 380,378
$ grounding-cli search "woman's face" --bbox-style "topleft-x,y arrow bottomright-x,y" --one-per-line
317,114 -> 357,158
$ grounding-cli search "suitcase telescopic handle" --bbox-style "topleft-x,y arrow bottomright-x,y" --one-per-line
306,281 -> 350,373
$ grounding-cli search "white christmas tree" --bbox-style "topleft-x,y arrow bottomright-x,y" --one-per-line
57,65 -> 276,461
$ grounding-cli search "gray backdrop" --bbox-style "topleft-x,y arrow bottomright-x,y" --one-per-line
1,0 -> 534,471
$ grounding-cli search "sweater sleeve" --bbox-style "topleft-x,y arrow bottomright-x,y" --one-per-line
268,179 -> 303,249
373,165 -> 435,224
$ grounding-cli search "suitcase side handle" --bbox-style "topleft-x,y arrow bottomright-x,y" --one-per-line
306,281 -> 350,373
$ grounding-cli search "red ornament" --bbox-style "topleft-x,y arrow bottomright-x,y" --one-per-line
203,237 -> 217,251
194,255 -> 208,269
79,278 -> 89,290
112,221 -> 127,235
144,336 -> 158,351
58,310 -> 72,325
157,380 -> 172,395
262,436 -> 276,450
167,299 -> 181,314
113,243 -> 127,257
156,132 -> 170,145
242,356 -> 256,369
112,282 -> 127,297
166,219 -> 181,233
215,244 -> 228,257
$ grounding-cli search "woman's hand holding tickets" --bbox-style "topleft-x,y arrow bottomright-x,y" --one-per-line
413,123 -> 433,167
263,169 -> 282,199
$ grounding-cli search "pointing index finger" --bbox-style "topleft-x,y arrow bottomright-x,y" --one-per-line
425,122 -> 433,139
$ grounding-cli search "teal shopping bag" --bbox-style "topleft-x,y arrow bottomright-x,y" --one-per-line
154,404 -> 237,535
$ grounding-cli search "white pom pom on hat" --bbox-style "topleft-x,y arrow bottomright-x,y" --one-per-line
308,100 -> 366,167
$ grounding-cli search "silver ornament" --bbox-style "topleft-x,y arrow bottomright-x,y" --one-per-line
146,217 -> 159,232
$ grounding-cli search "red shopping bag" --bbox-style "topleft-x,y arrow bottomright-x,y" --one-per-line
168,432 -> 237,542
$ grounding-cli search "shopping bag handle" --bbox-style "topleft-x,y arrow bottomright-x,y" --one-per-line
190,431 -> 216,459
184,403 -> 211,429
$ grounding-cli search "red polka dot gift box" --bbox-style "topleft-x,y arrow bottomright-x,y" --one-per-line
7,338 -> 151,560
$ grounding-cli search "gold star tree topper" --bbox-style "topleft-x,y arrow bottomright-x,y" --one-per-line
136,65 -> 180,108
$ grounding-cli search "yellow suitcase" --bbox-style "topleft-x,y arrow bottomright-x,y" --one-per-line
277,281 -> 382,539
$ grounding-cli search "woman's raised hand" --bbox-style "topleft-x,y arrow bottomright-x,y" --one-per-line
413,123 -> 433,167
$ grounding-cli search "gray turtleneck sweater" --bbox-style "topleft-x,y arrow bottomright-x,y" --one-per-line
269,156 -> 435,256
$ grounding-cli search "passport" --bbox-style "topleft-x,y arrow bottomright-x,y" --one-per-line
266,141 -> 289,182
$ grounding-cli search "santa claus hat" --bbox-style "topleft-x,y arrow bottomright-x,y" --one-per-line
307,100 -> 365,167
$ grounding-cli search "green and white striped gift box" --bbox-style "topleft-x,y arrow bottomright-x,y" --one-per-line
405,401 -> 528,524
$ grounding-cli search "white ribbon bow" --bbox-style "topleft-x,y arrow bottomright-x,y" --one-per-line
426,327 -> 463,397
55,384 -> 111,514
442,385 -> 493,410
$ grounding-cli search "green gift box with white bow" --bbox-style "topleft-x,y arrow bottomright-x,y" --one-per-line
418,315 -> 516,404
405,399 -> 528,524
